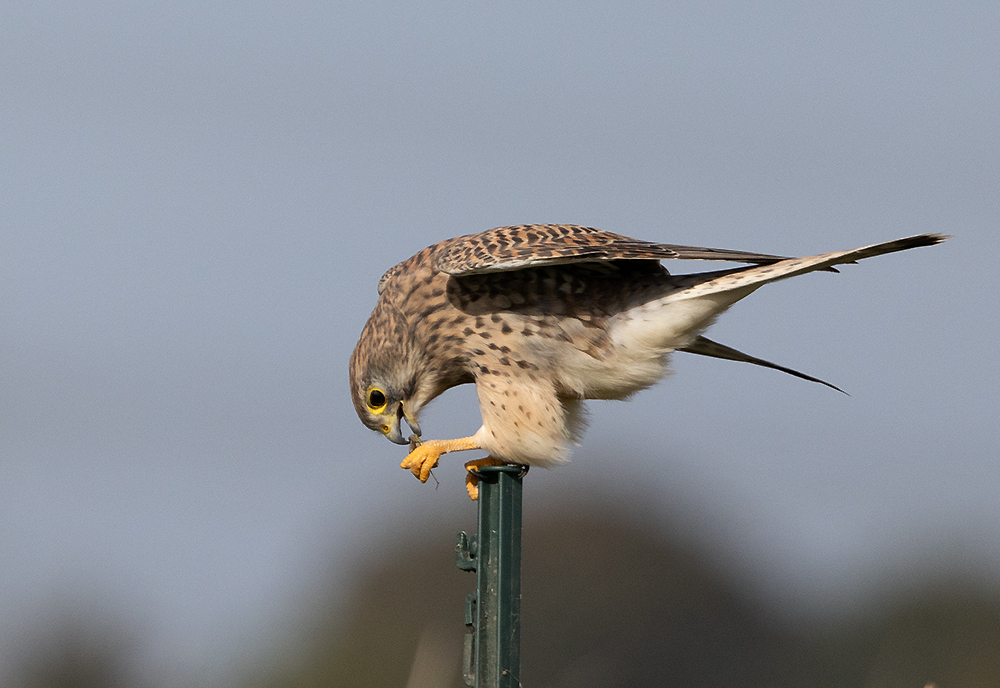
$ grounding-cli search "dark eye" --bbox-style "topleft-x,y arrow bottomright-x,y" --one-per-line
368,389 -> 387,409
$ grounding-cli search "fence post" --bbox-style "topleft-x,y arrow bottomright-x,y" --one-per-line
456,465 -> 525,688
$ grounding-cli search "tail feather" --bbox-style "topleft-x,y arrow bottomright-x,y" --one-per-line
679,336 -> 847,393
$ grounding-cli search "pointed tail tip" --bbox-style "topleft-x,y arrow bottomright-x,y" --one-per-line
831,381 -> 850,396
919,232 -> 952,246
887,233 -> 951,252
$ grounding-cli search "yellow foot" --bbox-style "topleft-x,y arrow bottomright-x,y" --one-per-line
400,435 -> 482,484
463,457 -> 506,501
400,443 -> 444,483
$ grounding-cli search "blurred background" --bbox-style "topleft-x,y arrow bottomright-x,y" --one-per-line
2,1 -> 998,686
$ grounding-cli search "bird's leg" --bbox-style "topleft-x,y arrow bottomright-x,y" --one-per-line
463,457 -> 506,501
400,435 -> 480,483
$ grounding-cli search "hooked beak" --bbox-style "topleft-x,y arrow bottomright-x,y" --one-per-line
382,402 -> 421,445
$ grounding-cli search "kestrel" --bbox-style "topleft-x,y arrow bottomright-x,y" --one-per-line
349,225 -> 947,498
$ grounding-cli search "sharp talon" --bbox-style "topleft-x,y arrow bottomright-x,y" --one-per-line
465,473 -> 479,501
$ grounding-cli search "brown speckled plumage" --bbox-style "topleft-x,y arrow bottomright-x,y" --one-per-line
349,225 -> 948,496
432,224 -> 793,276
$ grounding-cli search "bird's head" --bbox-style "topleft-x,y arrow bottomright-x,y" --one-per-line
349,300 -> 424,445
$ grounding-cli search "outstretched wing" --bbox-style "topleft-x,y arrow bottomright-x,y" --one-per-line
435,224 -> 793,276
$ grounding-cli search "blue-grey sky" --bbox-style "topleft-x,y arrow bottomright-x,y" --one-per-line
2,1 -> 997,683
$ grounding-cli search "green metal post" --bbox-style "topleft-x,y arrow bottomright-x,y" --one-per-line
456,465 -> 525,688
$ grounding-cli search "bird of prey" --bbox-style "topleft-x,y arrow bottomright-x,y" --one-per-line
349,225 -> 947,498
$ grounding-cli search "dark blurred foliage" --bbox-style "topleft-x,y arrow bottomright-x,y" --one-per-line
6,614 -> 142,688
9,492 -> 1000,688
238,493 -> 1000,688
